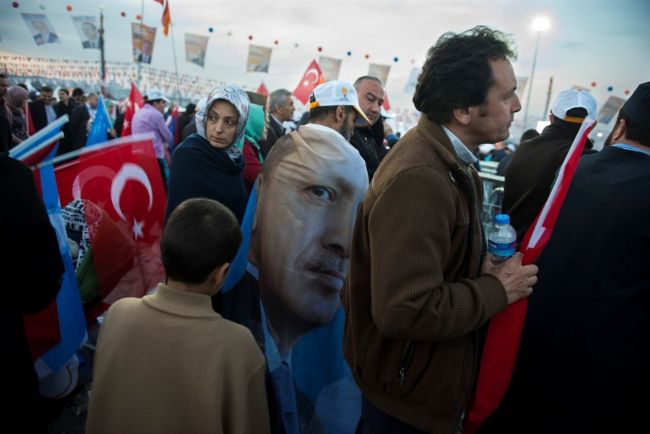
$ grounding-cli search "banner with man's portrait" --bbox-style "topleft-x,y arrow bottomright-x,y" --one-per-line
318,56 -> 342,82
185,33 -> 209,67
72,16 -> 100,49
21,13 -> 60,46
131,23 -> 157,64
597,95 -> 626,124
368,63 -> 391,85
246,44 -> 273,73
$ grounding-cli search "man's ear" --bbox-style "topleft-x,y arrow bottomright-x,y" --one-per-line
452,106 -> 472,126
335,105 -> 347,123
212,262 -> 230,289
611,118 -> 627,143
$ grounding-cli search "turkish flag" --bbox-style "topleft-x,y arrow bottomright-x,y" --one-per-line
25,102 -> 36,136
257,82 -> 269,96
121,83 -> 145,137
55,135 -> 166,310
383,92 -> 391,112
292,60 -> 323,105
464,119 -> 597,434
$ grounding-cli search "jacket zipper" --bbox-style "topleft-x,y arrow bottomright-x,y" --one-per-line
397,340 -> 416,386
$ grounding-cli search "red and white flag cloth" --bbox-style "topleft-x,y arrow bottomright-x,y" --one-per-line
292,59 -> 323,105
464,118 -> 597,434
121,83 -> 145,137
256,81 -> 269,96
154,0 -> 172,37
382,92 -> 391,112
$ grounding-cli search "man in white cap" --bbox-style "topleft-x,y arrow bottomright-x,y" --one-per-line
502,88 -> 598,239
132,89 -> 172,184
307,80 -> 371,140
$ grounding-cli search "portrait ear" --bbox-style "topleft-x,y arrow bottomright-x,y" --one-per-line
611,118 -> 627,143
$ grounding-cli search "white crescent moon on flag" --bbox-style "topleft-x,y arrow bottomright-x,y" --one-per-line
110,163 -> 153,222
72,166 -> 116,201
303,68 -> 319,87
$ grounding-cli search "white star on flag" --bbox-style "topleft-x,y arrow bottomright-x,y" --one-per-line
132,220 -> 144,239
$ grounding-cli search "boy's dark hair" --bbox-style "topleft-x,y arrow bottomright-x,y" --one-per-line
162,198 -> 242,284
413,26 -> 516,124
58,88 -> 70,96
72,87 -> 85,98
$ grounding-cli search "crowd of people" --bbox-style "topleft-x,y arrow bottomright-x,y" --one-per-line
1,24 -> 649,434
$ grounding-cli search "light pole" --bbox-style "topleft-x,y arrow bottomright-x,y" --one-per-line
522,16 -> 550,130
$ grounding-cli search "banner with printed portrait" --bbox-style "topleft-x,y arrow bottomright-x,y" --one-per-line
597,95 -> 626,124
71,15 -> 100,49
368,63 -> 391,85
246,44 -> 273,73
21,13 -> 60,46
318,56 -> 342,82
131,23 -> 157,64
184,33 -> 209,67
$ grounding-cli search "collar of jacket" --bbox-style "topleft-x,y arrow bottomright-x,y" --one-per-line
416,115 -> 475,173
143,283 -> 218,318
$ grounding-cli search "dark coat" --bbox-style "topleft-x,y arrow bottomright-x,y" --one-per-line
180,119 -> 197,142
349,121 -> 386,181
28,100 -> 48,132
502,121 -> 595,240
165,133 -> 247,222
1,155 -> 63,430
69,104 -> 90,151
54,100 -> 78,156
260,116 -> 285,158
480,146 -> 650,434
177,112 -> 194,139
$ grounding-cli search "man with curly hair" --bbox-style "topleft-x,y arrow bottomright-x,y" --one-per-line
343,26 -> 539,434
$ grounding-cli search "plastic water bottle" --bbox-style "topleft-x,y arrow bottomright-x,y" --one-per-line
488,214 -> 517,264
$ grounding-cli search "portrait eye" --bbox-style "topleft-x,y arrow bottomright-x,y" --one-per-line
310,186 -> 332,200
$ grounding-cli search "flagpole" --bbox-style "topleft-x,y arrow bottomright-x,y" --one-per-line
99,6 -> 106,86
169,22 -> 182,104
137,0 -> 145,87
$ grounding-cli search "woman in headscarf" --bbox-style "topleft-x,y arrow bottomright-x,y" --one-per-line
165,85 -> 250,223
242,103 -> 266,193
6,86 -> 30,148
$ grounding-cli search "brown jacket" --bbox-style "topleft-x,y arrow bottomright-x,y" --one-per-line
86,284 -> 270,434
342,116 -> 507,433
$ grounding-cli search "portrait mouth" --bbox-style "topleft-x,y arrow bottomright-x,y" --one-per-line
306,264 -> 346,292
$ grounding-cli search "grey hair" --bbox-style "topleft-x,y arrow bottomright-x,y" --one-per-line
353,76 -> 384,90
269,89 -> 292,113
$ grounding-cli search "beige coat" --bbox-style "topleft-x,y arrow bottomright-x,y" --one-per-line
86,283 -> 270,434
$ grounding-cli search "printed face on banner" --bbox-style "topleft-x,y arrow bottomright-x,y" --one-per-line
184,33 -> 209,67
246,44 -> 273,73
22,13 -> 60,46
318,56 -> 342,82
254,130 -> 368,339
597,96 -> 626,124
131,23 -> 157,64
72,16 -> 100,49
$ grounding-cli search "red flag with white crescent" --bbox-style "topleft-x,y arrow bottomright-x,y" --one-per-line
121,83 -> 145,137
464,118 -> 597,434
54,134 -> 166,315
292,60 -> 323,105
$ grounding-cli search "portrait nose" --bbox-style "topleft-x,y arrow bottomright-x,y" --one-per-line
321,211 -> 355,258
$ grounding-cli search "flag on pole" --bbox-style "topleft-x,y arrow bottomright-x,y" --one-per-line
25,102 -> 36,136
293,60 -> 323,105
122,83 -> 145,137
154,0 -> 172,37
464,118 -> 597,434
10,115 -> 69,165
23,141 -> 87,379
383,92 -> 391,112
256,82 -> 269,96
165,105 -> 180,152
86,95 -> 112,147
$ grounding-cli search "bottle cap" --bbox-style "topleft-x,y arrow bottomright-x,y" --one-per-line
495,214 -> 510,225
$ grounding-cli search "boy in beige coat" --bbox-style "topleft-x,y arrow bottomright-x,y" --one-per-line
86,198 -> 270,434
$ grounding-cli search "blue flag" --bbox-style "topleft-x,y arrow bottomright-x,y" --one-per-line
37,146 -> 88,375
86,95 -> 112,147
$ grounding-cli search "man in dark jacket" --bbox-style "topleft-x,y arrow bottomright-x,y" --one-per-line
501,88 -> 597,240
479,83 -> 650,434
69,92 -> 98,150
260,89 -> 294,157
54,88 -> 78,156
343,27 -> 538,434
350,76 -> 387,181
177,102 -> 196,138
28,86 -> 56,132
1,155 -> 64,431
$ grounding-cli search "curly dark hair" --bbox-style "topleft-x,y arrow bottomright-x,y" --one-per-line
413,26 -> 517,124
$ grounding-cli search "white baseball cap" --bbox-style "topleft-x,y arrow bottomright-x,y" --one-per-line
551,89 -> 597,123
146,89 -> 169,103
309,80 -> 371,125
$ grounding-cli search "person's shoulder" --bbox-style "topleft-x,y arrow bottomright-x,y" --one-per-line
0,155 -> 30,177
106,297 -> 144,318
219,319 -> 262,354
